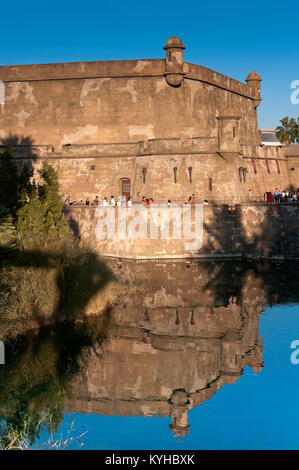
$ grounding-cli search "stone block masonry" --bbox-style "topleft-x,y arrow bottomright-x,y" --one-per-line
64,203 -> 299,259
0,36 -> 294,206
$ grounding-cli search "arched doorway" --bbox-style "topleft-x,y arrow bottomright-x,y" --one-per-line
121,178 -> 131,200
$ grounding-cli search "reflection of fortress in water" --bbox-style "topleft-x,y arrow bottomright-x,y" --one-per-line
65,261 -> 267,438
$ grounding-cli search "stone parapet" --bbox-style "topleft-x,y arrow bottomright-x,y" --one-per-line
184,63 -> 254,99
0,59 -> 257,100
7,137 -> 219,159
0,59 -> 165,82
7,139 -> 285,160
64,203 -> 299,259
241,144 -> 286,160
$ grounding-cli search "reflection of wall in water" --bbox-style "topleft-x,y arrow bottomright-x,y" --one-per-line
65,261 -> 265,438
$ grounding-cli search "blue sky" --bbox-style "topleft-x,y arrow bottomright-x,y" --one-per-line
1,0 -> 298,128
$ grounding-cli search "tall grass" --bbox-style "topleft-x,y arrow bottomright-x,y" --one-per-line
0,237 -> 138,341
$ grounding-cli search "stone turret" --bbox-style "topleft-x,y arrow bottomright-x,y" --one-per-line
163,36 -> 186,87
169,390 -> 190,438
216,106 -> 241,158
246,71 -> 262,108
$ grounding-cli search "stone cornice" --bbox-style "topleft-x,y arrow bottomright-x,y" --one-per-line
184,63 -> 253,99
0,59 -> 165,82
4,138 -> 287,161
0,58 -> 256,100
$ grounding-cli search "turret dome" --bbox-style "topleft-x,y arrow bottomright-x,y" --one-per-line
163,36 -> 186,50
246,71 -> 262,81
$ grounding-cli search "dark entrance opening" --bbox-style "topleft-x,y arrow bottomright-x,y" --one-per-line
121,178 -> 131,200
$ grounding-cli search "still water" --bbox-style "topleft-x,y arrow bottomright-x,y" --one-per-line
1,260 -> 299,450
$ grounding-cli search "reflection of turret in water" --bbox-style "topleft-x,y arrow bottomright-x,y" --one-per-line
169,390 -> 190,438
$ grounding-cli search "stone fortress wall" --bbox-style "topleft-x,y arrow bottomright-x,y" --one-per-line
64,203 -> 299,259
0,36 -> 294,204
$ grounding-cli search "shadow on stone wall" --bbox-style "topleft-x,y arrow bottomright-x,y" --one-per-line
62,203 -> 299,260
0,134 -> 39,174
64,207 -> 81,242
203,203 -> 299,260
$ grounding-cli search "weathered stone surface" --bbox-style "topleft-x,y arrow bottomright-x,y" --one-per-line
286,144 -> 299,189
64,203 -> 299,259
0,36 -> 294,205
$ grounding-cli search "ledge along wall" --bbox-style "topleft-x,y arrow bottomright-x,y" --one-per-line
64,203 -> 299,260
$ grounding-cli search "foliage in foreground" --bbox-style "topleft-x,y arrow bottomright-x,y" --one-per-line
0,148 -> 139,450
0,148 -> 33,217
0,242 -> 120,340
0,148 -> 134,340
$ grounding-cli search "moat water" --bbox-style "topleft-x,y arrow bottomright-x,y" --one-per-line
1,260 -> 299,450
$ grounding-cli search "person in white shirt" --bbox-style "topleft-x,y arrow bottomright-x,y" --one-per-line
102,197 -> 108,206
127,197 -> 132,207
110,196 -> 115,206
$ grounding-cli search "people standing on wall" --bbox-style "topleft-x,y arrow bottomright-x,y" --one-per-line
86,198 -> 90,206
142,196 -> 150,206
274,189 -> 280,203
102,197 -> 108,206
127,197 -> 132,207
64,194 -> 71,206
188,196 -> 192,204
191,194 -> 196,204
110,196 -> 115,206
93,196 -> 99,206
